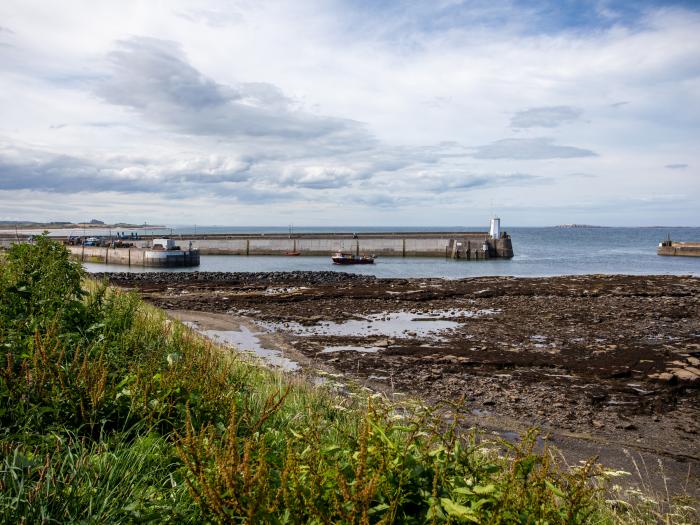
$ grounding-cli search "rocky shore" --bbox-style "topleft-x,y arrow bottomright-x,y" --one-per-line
102,271 -> 700,495
93,271 -> 375,285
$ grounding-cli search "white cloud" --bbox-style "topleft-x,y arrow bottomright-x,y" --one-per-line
0,1 -> 698,225
95,37 -> 367,144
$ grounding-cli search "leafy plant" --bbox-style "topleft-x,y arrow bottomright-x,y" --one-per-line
0,234 -> 86,341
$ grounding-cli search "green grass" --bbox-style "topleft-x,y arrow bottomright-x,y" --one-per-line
0,236 -> 697,524
1,430 -> 196,523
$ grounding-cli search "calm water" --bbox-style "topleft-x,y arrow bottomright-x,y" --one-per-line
83,227 -> 700,278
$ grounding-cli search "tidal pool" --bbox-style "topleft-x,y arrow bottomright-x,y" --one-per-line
184,322 -> 299,371
260,311 -> 467,340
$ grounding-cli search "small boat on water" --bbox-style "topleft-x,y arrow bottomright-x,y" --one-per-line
331,252 -> 375,265
285,251 -> 301,256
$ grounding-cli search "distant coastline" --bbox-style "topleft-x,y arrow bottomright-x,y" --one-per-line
554,224 -> 607,228
0,221 -> 165,230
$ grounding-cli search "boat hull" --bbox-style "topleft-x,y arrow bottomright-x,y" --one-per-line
331,252 -> 375,264
332,257 -> 374,265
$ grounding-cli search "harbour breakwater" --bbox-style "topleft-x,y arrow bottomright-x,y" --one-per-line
65,245 -> 200,268
0,224 -> 514,267
53,232 -> 513,268
658,240 -> 700,257
3,232 -> 513,260
90,231 -> 514,258
62,232 -> 511,267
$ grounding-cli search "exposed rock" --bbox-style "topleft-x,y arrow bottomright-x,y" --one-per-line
670,368 -> 700,383
649,372 -> 676,383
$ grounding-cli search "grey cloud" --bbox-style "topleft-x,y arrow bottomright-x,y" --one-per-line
665,163 -> 688,169
0,131 -> 574,213
270,142 -> 467,191
0,144 -> 319,207
510,106 -> 582,128
233,188 -> 302,204
336,143 -> 467,176
471,138 -> 596,159
97,38 -> 229,109
351,193 -> 411,208
419,173 -> 542,193
610,101 -> 629,108
95,37 -> 367,144
0,146 -> 252,196
0,153 -> 148,194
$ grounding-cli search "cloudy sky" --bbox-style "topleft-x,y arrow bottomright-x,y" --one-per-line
1,0 -> 698,226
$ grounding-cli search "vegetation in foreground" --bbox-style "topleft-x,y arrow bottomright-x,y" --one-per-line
0,236 -> 697,524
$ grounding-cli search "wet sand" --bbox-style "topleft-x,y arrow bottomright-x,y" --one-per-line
99,271 -> 700,496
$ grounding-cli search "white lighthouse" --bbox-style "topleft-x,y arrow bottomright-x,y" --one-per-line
489,216 -> 501,239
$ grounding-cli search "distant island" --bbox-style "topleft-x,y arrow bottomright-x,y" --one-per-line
0,220 -> 165,230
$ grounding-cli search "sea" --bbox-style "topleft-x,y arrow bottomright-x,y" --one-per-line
77,226 -> 700,279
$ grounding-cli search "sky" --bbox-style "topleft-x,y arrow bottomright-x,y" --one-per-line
0,0 -> 698,227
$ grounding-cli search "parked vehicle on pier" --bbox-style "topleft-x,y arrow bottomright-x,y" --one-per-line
83,237 -> 100,246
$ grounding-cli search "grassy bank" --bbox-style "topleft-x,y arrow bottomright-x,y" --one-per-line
0,236 -> 696,524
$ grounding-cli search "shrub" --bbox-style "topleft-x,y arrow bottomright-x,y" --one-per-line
0,234 -> 86,341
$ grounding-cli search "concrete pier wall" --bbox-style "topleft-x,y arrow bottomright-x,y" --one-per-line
658,242 -> 700,257
3,231 -> 514,261
66,246 -> 200,267
177,232 -> 513,258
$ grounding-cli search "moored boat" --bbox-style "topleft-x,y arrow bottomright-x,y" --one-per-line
285,251 -> 301,256
331,252 -> 375,265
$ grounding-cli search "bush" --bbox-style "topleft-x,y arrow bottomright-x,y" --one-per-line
0,234 -> 86,341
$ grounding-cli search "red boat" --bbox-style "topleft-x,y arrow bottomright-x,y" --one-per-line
331,252 -> 375,265
285,251 -> 301,256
